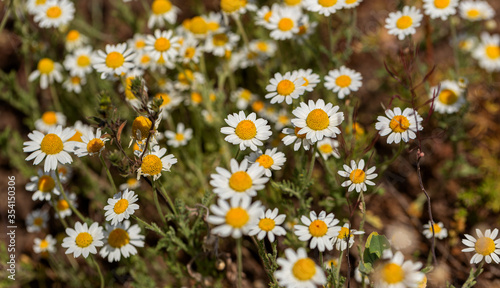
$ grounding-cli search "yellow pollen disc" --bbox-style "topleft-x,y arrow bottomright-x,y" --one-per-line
38,58 -> 55,74
57,199 -> 69,211
220,0 -> 243,13
46,6 -> 62,19
210,93 -> 216,102
284,0 -> 301,6
434,0 -> 450,9
327,259 -> 338,268
108,228 -> 130,248
475,237 -> 496,256
276,79 -> 295,96
71,76 -> 81,84
178,69 -> 194,85
140,54 -> 151,64
34,217 -> 43,226
40,240 -> 49,249
225,207 -> 249,228
256,42 -> 268,52
309,219 -> 328,237
87,138 -> 105,154
294,126 -> 307,139
213,34 -> 229,46
306,109 -> 329,131
185,47 -> 196,58
68,130 -> 83,142
76,55 -> 90,67
66,30 -> 79,41
132,116 -> 152,140
396,16 -> 413,30
240,89 -> 252,100
349,169 -> 366,184
335,75 -> 352,88
438,89 -> 458,105
318,0 -> 337,8
302,77 -> 309,87
126,178 -> 137,186
278,18 -> 294,31
348,122 -> 365,136
235,120 -> 257,140
135,40 -> 146,49
264,11 -> 273,22
278,115 -> 289,124
189,16 -> 208,35
191,91 -> 203,103
258,218 -> 276,231
467,9 -> 480,18
292,258 -> 316,281
389,115 -> 410,133
152,0 -> 172,15
345,0 -> 357,4
38,175 -> 55,192
229,171 -> 253,192
154,37 -> 171,52
256,154 -> 274,169
338,227 -> 350,240
36,0 -> 47,4
207,22 -> 220,31
485,45 -> 500,60
141,154 -> 163,176
252,101 -> 265,112
155,92 -> 171,108
319,144 -> 333,154
175,133 -> 185,141
105,52 -> 125,69
418,276 -> 428,288
42,111 -> 57,125
382,263 -> 404,284
40,134 -> 64,155
430,223 -> 442,234
113,199 -> 129,214
75,232 -> 93,248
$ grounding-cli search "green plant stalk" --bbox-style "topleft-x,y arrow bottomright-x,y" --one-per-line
132,215 -> 166,237
234,15 -> 250,49
336,249 -> 344,286
380,141 -> 405,169
462,261 -> 484,288
55,172 -> 87,223
90,255 -> 105,288
252,237 -> 278,285
50,84 -> 63,112
50,190 -> 68,228
237,238 -> 243,288
99,154 -> 117,194
158,184 -> 178,217
307,145 -> 317,181
0,0 -> 12,35
152,181 -> 167,225
449,17 -> 460,77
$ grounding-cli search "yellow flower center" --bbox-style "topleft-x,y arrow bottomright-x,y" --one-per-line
335,75 -> 352,88
141,154 -> 163,176
318,0 -> 337,7
66,30 -> 79,41
67,130 -> 83,142
396,16 -> 413,30
294,126 -> 307,139
229,171 -> 253,192
75,232 -> 93,248
36,0 -> 47,4
76,55 -> 91,67
252,100 -> 265,112
57,199 -> 69,211
264,11 -> 273,22
284,0 -> 301,6
475,237 -> 496,256
434,0 -> 450,9
338,227 -> 350,240
326,259 -> 338,268
126,178 -> 137,186
225,207 -> 249,228
345,0 -> 357,4
485,45 -> 500,60
40,134 -> 64,155
108,228 -> 130,248
349,169 -> 366,184
189,16 -> 208,35
113,199 -> 129,214
46,6 -> 62,19
38,58 -> 55,74
302,77 -> 309,87
309,219 -> 328,237
184,47 -> 196,59
154,37 -> 171,52
240,89 -> 252,100
256,154 -> 274,169
105,52 -> 125,69
135,40 -> 146,49
235,120 -> 257,140
382,263 -> 404,284
278,115 -> 289,124
418,276 -> 428,288
319,143 -> 333,154
40,239 -> 49,249
178,69 -> 194,85
132,116 -> 152,140
306,109 -> 329,131
276,79 -> 295,96
71,76 -> 81,84
140,54 -> 151,64
258,218 -> 276,232
467,9 -> 480,18
292,258 -> 316,281
38,175 -> 55,192
151,0 -> 172,15
191,91 -> 203,103
207,21 -> 220,31
429,223 -> 442,234
42,111 -> 57,125
438,89 -> 458,105
86,138 -> 105,154
175,133 -> 185,141
220,0 -> 243,13
389,115 -> 410,133
155,92 -> 171,108
213,33 -> 229,46
34,217 -> 43,226
278,18 -> 294,31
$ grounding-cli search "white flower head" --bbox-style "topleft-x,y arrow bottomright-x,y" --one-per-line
472,32 -> 500,72
338,159 -> 377,192
33,235 -> 57,254
282,126 -> 313,151
423,0 -> 459,20
100,220 -> 145,262
33,0 -> 75,29
26,209 -> 49,233
248,208 -> 287,242
75,128 -> 110,157
93,43 -> 136,79
294,211 -> 341,252
63,46 -> 94,78
274,248 -> 327,288
221,111 -> 272,151
62,222 -> 104,258
373,251 -> 424,287
136,145 -> 177,180
331,223 -> 364,251
26,170 -> 60,201
375,107 -> 423,144
265,71 -> 306,105
267,7 -> 302,40
430,80 -> 465,114
316,137 -> 340,160
35,111 -> 66,134
459,0 -> 495,21
165,123 -> 193,147
423,221 -> 448,239
324,66 -> 363,99
245,148 -> 287,177
52,193 -> 77,219
304,0 -> 345,17
462,228 -> 500,264
145,29 -> 181,62
148,0 -> 180,28
385,6 -> 423,40
104,189 -> 140,226
28,58 -> 63,89
295,68 -> 320,92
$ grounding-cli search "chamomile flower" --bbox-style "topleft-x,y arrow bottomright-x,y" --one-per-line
295,14 -> 318,44
275,110 -> 292,131
324,258 -> 338,270
208,197 -> 263,238
472,33 -> 500,72
385,6 -> 423,40
462,228 -> 500,264
459,1 -> 495,21
316,137 -> 340,160
296,69 -> 320,92
27,0 -> 48,15
202,109 -> 216,124
137,145 -> 177,180
154,92 -> 183,118
210,158 -> 269,200
57,164 -> 74,183
250,39 -> 277,58
63,46 -> 94,77
148,0 -> 180,28
119,178 -> 141,191
174,69 -> 204,91
63,76 -> 86,94
179,37 -> 203,64
248,208 -> 286,242
245,148 -> 286,177
26,209 -> 49,233
185,16 -> 212,38
282,126 -> 313,151
130,116 -> 155,143
265,71 -> 306,105
231,88 -> 255,110
165,123 -> 193,147
373,251 -> 424,288
33,0 -> 75,29
294,211 -> 340,252
324,66 -> 363,99
67,121 -> 92,143
255,5 -> 277,29
457,35 -> 477,52
75,128 -> 109,157
221,111 -> 272,151
145,29 -> 180,62
204,31 -> 240,57
343,0 -> 363,9
283,0 -> 305,8
62,222 -> 104,258
93,43 -> 135,79
304,0 -> 344,17
28,58 -> 63,89
430,80 -> 465,114
331,223 -> 364,251
104,189 -> 140,226
23,126 -> 77,172
291,99 -> 344,143
423,221 -> 448,239
35,111 -> 66,133
65,30 -> 88,51
338,159 -> 377,193
127,33 -> 148,53
25,170 -> 60,201
100,220 -> 145,262
375,107 -> 423,144
423,0 -> 459,20
53,193 -> 77,219
268,7 -> 302,40
274,248 -> 327,288
220,0 -> 256,15
33,235 -> 57,254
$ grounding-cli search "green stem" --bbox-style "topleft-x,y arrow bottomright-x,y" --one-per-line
462,261 -> 484,288
132,215 -> 166,236
55,172 -> 87,222
0,0 -> 11,35
234,148 -> 241,160
50,190 -> 68,228
50,84 -> 63,112
234,15 -> 250,49
99,154 -> 117,194
158,184 -> 178,217
380,141 -> 405,169
307,145 -> 317,180
237,238 -> 243,288
319,251 -> 324,267
152,181 -> 167,225
336,249 -> 344,285
449,17 -> 460,77
90,255 -> 105,288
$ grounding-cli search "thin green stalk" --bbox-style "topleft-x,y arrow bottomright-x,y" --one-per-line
319,251 -> 324,267
55,172 -> 86,222
462,261 -> 484,288
99,154 -> 117,194
132,215 -> 166,236
380,141 -> 405,169
90,255 -> 105,288
234,15 -> 250,49
0,1 -> 12,35
234,148 -> 241,160
50,190 -> 68,228
307,145 -> 317,180
158,184 -> 178,217
237,238 -> 243,288
50,84 -> 63,112
449,17 -> 460,77
152,181 -> 167,225
336,249 -> 344,285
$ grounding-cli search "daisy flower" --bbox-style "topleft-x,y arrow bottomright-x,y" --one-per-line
75,128 -> 109,157
255,5 -> 277,29
145,29 -> 180,62
57,164 -> 74,184
128,33 -> 148,53
304,0 -> 344,17
296,68 -> 320,92
93,43 -> 135,79
65,30 -> 88,51
27,0 -> 48,15
35,111 -> 66,133
221,111 -> 272,151
282,126 -> 313,151
373,251 -> 424,287
385,6 -> 423,40
207,197 -> 263,238
344,0 -> 363,9
23,126 -> 77,172
202,109 -> 216,124
33,235 -> 57,254
265,71 -> 306,105
185,16 -> 211,38
130,116 -> 155,143
53,193 -> 77,219
179,37 -> 203,64
26,170 -> 60,201
274,248 -> 327,288
174,69 -> 204,91
154,92 -> 183,118
331,223 -> 364,251
210,158 -> 269,200
423,0 -> 459,20
459,0 -> 495,21
462,228 -> 500,264
33,0 -> 74,29
220,0 -> 256,15
275,110 -> 292,131
63,46 -> 94,77
100,220 -> 145,262
295,14 -> 318,44
248,208 -> 286,242
268,7 -> 302,40
104,189 -> 140,225
294,211 -> 340,252
148,0 -> 180,28
316,137 -> 340,160
26,209 -> 49,233
250,40 -> 277,58
430,80 -> 465,114
67,120 -> 92,143
291,99 -> 345,143
137,145 -> 177,180
283,0 -> 305,9
457,35 -> 477,52
375,107 -> 423,144
423,221 -> 448,239
231,88 -> 255,110
472,32 -> 500,72
338,159 -> 377,193
28,58 -> 63,89
165,123 -> 193,147
324,66 -> 363,99
119,178 -> 141,191
245,148 -> 286,177
324,258 -> 338,270
204,31 -> 240,57
63,76 -> 86,94
62,222 -> 104,258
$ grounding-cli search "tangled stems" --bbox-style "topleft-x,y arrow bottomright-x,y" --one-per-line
55,172 -> 87,223
99,154 -> 118,194
90,255 -> 105,288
